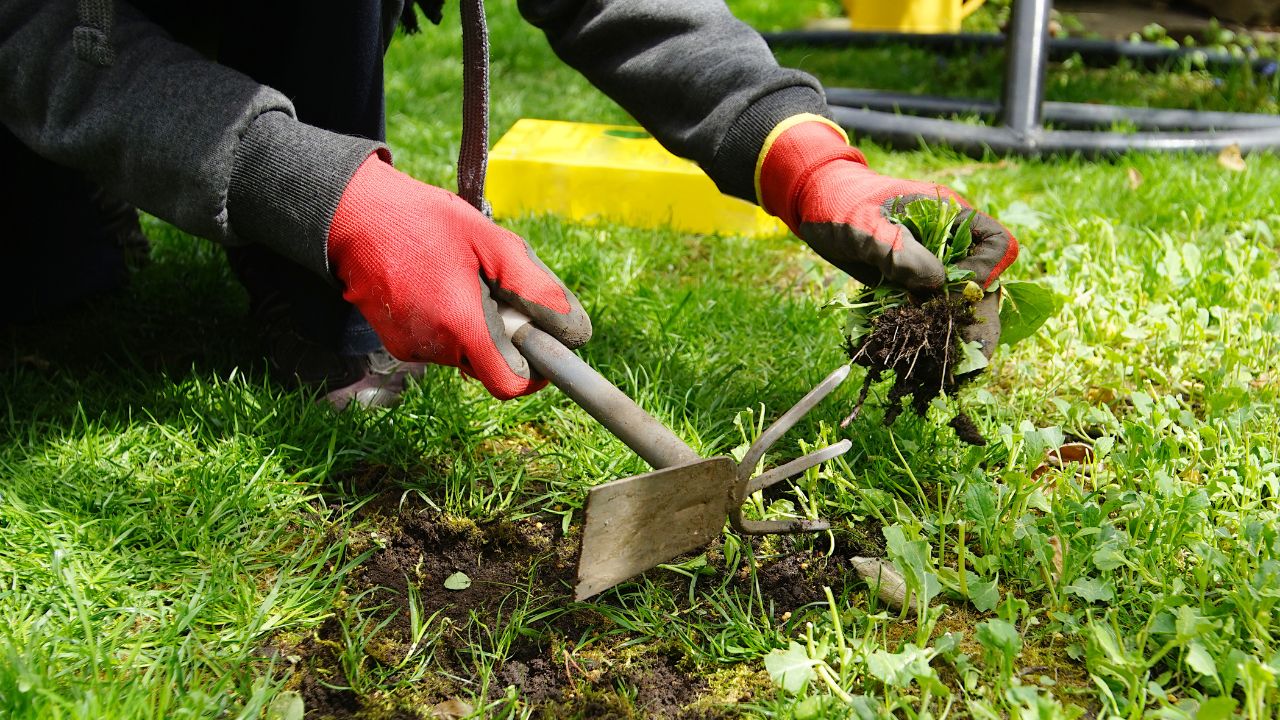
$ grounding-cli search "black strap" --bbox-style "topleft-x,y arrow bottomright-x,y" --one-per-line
457,0 -> 492,218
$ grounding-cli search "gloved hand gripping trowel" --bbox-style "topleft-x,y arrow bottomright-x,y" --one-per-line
500,308 -> 853,600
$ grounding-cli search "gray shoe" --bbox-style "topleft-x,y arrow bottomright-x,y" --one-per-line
253,297 -> 426,409
323,348 -> 427,410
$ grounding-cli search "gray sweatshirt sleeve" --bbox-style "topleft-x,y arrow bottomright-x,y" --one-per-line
0,0 -> 382,276
517,0 -> 832,203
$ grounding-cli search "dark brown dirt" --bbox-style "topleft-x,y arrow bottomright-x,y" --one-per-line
949,412 -> 987,446
272,491 -> 732,719
730,527 -> 882,615
505,651 -> 718,719
845,295 -> 986,445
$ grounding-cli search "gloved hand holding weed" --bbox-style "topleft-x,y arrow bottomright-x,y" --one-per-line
828,196 -> 1058,445
757,116 -> 1049,444
756,116 -> 1018,297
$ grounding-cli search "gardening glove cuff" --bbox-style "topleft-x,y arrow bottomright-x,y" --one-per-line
326,153 -> 592,400
756,117 -> 1019,292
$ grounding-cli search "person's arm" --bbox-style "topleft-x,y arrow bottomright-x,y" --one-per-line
0,1 -> 589,397
0,0 -> 383,276
518,0 -> 826,203
519,0 -> 1018,335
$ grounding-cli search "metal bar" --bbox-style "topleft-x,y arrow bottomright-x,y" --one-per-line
745,440 -> 852,496
1043,103 -> 1280,131
825,88 -> 997,118
830,105 -> 1280,156
511,324 -> 701,471
761,30 -> 1280,75
825,87 -> 1280,131
1000,0 -> 1051,134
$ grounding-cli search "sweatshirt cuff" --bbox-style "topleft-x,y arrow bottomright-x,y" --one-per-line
704,86 -> 832,203
228,111 -> 389,278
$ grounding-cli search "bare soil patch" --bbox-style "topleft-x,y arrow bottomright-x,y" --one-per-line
272,484 -> 732,718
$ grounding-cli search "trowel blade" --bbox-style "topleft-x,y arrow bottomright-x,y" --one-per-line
574,456 -> 737,600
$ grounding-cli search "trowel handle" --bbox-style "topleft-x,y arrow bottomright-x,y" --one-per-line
499,307 -> 701,471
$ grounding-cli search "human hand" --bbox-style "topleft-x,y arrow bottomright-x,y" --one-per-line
326,154 -> 592,399
756,116 -> 1018,293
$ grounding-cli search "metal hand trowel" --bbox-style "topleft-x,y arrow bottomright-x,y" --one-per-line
501,308 -> 853,600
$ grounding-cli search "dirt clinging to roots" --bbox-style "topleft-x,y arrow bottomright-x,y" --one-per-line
846,295 -> 986,445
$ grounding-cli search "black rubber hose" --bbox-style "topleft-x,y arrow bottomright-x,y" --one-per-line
762,30 -> 1280,76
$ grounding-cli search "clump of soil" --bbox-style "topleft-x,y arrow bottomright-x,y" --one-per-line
844,294 -> 986,445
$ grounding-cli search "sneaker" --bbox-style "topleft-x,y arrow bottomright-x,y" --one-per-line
252,293 -> 426,409
323,348 -> 427,410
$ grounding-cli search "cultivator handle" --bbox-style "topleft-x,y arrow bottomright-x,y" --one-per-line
500,307 -> 701,470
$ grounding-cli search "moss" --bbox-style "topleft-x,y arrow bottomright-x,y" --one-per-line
698,664 -> 773,708
533,683 -> 639,720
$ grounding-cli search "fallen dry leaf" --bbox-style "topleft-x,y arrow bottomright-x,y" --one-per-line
1048,443 -> 1096,466
850,556 -> 912,612
1085,387 -> 1116,406
1047,535 -> 1065,583
1032,443 -> 1098,482
430,698 -> 474,720
1218,143 -> 1247,172
1126,167 -> 1143,189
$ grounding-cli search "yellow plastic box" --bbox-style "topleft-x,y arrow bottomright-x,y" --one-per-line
487,119 -> 788,238
843,0 -> 984,34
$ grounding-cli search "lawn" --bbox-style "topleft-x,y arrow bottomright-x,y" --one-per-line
2,1 -> 1279,718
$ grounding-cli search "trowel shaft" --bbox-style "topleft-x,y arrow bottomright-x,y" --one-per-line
510,323 -> 701,470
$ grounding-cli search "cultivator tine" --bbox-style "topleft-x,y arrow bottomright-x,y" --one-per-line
730,365 -> 854,536
745,440 -> 853,496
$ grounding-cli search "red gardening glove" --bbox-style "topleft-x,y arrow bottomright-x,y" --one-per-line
758,118 -> 1018,293
327,153 -> 591,400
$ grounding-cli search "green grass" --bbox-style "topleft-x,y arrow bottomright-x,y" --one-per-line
3,2 -> 1279,718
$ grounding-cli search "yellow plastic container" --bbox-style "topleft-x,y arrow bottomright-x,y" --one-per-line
843,0 -> 984,33
487,119 -> 788,238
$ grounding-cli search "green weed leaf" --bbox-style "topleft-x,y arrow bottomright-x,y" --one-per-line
955,340 -> 990,375
976,619 -> 1022,657
443,572 -> 471,591
966,574 -> 1000,612
266,691 -> 305,720
1092,545 -> 1127,572
1195,696 -> 1237,720
1065,576 -> 1115,603
949,210 -> 976,261
1185,640 -> 1219,680
866,644 -> 935,688
962,484 -> 999,527
764,641 -> 818,694
999,281 -> 1060,346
